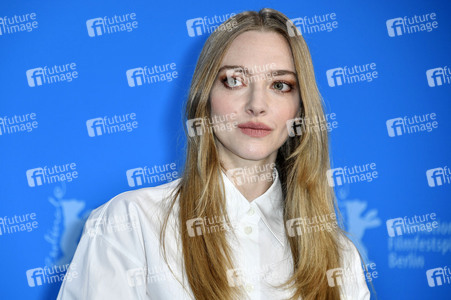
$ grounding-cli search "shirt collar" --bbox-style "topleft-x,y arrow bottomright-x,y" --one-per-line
220,167 -> 287,248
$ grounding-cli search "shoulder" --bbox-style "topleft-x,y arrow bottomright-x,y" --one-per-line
84,178 -> 181,239
91,179 -> 179,218
337,234 -> 362,265
336,233 -> 371,299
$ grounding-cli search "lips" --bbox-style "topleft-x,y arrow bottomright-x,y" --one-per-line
238,122 -> 272,137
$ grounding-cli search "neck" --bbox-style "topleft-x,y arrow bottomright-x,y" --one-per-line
218,147 -> 277,202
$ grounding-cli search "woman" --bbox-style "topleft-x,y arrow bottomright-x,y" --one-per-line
57,8 -> 371,300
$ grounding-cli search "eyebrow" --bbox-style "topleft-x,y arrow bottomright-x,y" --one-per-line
217,65 -> 297,78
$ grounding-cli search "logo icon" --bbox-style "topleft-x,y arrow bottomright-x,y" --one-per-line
86,18 -> 104,37
426,168 -> 445,187
86,118 -> 104,137
26,68 -> 45,87
26,268 -> 45,287
26,168 -> 45,187
186,18 -> 204,37
386,118 -> 404,137
426,68 -> 445,87
326,168 -> 344,187
426,268 -> 445,287
126,168 -> 145,187
386,218 -> 404,237
286,218 -> 303,237
226,268 -> 244,287
186,118 -> 204,137
126,68 -> 145,87
127,268 -> 146,287
326,268 -> 344,287
186,218 -> 204,237
326,68 -> 344,87
386,18 -> 404,37
226,168 -> 244,186
286,118 -> 304,137
286,19 -> 302,37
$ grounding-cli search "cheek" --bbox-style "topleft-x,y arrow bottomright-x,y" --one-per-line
274,99 -> 300,125
210,90 -> 237,116
289,93 -> 302,118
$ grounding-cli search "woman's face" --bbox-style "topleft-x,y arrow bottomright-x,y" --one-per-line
210,30 -> 300,163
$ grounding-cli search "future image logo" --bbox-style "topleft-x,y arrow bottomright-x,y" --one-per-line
326,63 -> 378,87
0,213 -> 38,236
26,163 -> 78,187
186,118 -> 204,137
326,268 -> 354,287
126,68 -> 144,87
26,264 -> 77,287
226,263 -> 278,288
386,13 -> 438,37
26,67 -> 44,87
226,163 -> 275,187
287,13 -> 338,37
426,267 -> 451,287
26,63 -> 78,87
186,13 -> 237,37
386,213 -> 438,237
126,63 -> 178,87
186,114 -> 238,137
226,268 -> 244,287
426,167 -> 451,187
0,113 -> 38,135
286,213 -> 337,237
426,67 -> 451,87
126,163 -> 178,187
86,13 -> 138,37
386,113 -> 438,137
85,215 -> 137,239
186,215 -> 233,237
127,265 -> 174,287
86,113 -> 138,137
286,19 -> 302,37
326,163 -> 378,187
326,264 -> 377,287
286,113 -> 338,137
0,13 -> 38,35
127,267 -> 146,287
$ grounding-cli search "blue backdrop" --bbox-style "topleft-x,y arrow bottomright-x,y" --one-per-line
1,0 -> 450,299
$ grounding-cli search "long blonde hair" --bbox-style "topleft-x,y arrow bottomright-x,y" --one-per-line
161,8 -> 350,300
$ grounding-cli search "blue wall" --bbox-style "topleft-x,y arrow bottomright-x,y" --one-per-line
1,0 -> 450,299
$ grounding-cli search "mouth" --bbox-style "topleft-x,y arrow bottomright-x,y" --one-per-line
237,122 -> 272,137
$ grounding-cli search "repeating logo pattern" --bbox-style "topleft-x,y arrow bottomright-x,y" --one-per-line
326,163 -> 378,187
86,13 -> 138,37
0,13 -> 38,35
287,12 -> 338,36
386,13 -> 438,37
0,3 -> 449,300
26,63 -> 78,87
26,163 -> 79,187
326,63 -> 378,87
186,13 -> 237,37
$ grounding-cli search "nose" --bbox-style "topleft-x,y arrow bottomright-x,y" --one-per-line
245,83 -> 269,116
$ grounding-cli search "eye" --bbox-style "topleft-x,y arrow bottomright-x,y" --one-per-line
222,76 -> 245,89
272,81 -> 293,93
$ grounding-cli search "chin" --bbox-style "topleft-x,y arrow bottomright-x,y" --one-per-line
235,148 -> 274,162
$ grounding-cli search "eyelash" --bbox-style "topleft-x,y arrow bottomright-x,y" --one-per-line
220,76 -> 295,94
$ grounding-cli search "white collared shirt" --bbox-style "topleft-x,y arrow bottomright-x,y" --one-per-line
57,169 -> 370,300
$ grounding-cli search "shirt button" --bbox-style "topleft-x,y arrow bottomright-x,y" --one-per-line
244,226 -> 253,235
247,207 -> 255,216
245,284 -> 254,293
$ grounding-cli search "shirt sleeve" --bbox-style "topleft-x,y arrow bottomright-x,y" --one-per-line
57,203 -> 148,300
338,238 -> 371,300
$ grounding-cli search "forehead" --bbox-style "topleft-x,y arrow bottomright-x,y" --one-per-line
220,30 -> 295,71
